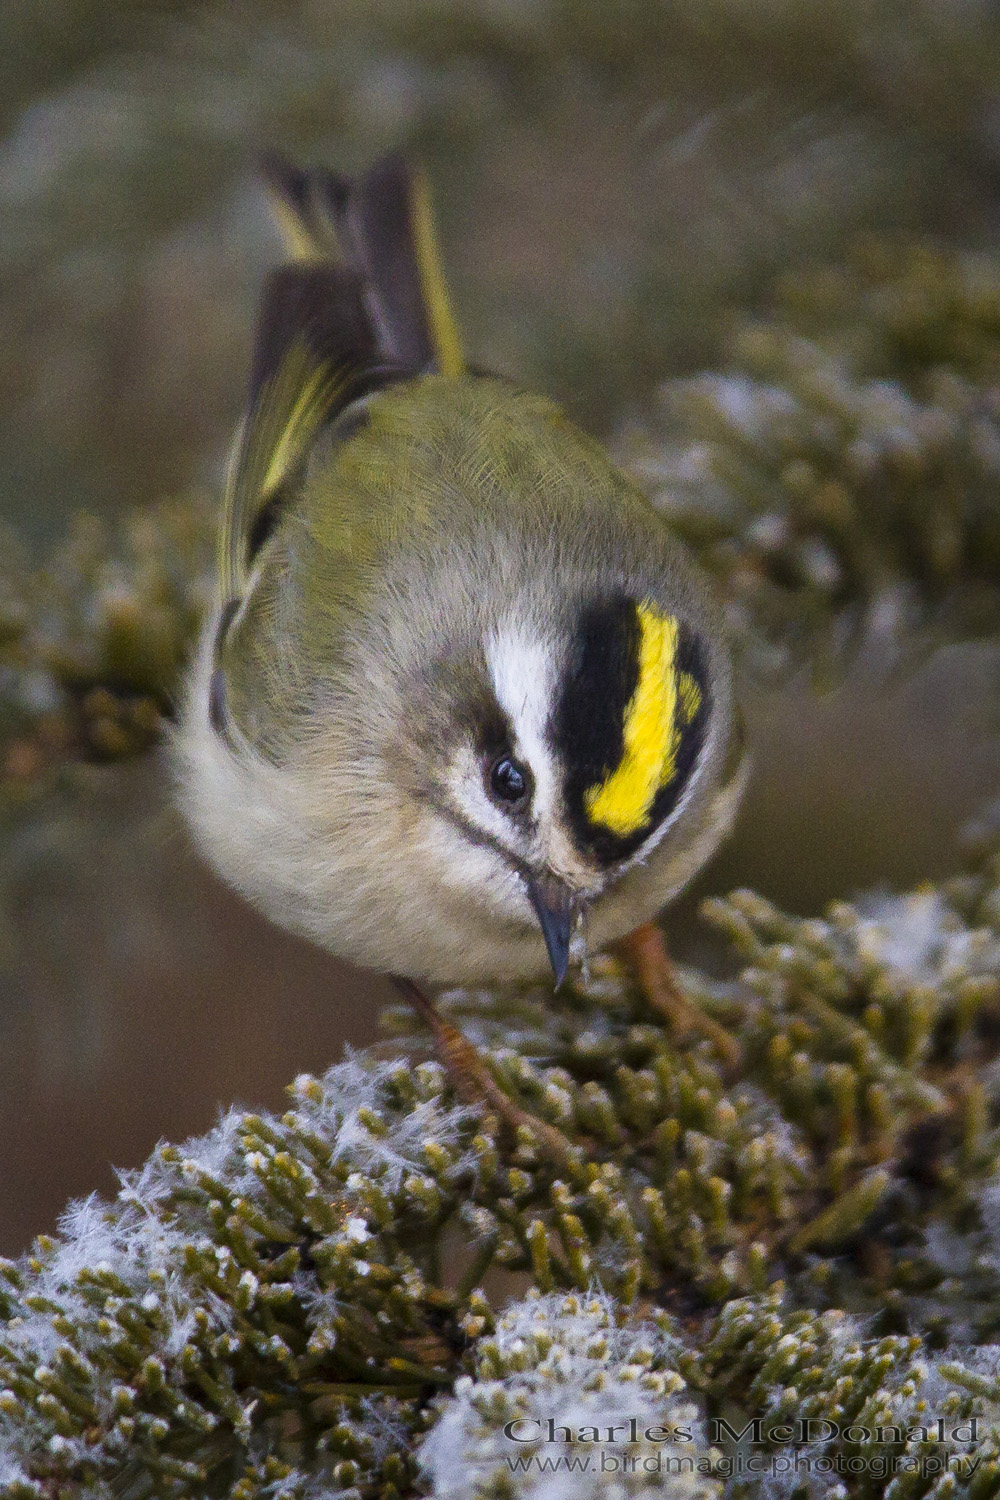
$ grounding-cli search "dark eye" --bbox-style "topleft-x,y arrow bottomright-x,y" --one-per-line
489,754 -> 530,805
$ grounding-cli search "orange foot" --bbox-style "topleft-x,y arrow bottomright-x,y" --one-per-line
615,922 -> 742,1071
393,977 -> 578,1163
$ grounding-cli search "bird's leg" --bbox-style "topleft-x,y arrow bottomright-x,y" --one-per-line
615,922 -> 742,1070
392,977 -> 577,1163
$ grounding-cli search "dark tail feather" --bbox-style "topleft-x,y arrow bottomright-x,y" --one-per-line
248,263 -> 375,405
261,152 -> 463,378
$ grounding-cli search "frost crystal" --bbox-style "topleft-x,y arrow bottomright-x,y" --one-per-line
421,1291 -> 719,1500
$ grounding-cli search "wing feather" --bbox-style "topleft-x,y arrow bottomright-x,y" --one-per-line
218,153 -> 464,617
219,263 -> 376,601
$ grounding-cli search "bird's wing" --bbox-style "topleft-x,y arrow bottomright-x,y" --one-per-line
219,263 -> 376,602
219,153 -> 464,605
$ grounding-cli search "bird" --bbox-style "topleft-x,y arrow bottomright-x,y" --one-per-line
175,153 -> 748,1149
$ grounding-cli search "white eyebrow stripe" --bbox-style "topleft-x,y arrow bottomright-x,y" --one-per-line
485,624 -> 559,826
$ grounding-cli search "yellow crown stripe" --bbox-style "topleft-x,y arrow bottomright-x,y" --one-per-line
584,603 -> 681,838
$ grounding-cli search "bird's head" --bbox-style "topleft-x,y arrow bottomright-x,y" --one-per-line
398,587 -> 714,984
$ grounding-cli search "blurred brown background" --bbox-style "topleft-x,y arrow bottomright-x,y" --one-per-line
3,0 -> 1000,1251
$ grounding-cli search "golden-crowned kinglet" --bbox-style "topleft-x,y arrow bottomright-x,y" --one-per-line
176,155 -> 746,1010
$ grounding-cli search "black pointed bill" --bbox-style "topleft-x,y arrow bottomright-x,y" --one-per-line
526,875 -> 574,988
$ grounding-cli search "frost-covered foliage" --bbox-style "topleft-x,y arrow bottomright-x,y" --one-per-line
0,1058 -> 475,1497
693,1293 -> 993,1500
420,1290 -> 718,1500
624,242 -> 1000,676
5,832 -> 1000,1495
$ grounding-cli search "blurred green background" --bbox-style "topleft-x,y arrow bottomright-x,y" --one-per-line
3,0 -> 1000,1252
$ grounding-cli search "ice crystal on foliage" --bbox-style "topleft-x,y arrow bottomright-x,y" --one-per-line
420,1290 -> 719,1500
848,890 -> 1000,995
0,1056 -> 477,1499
